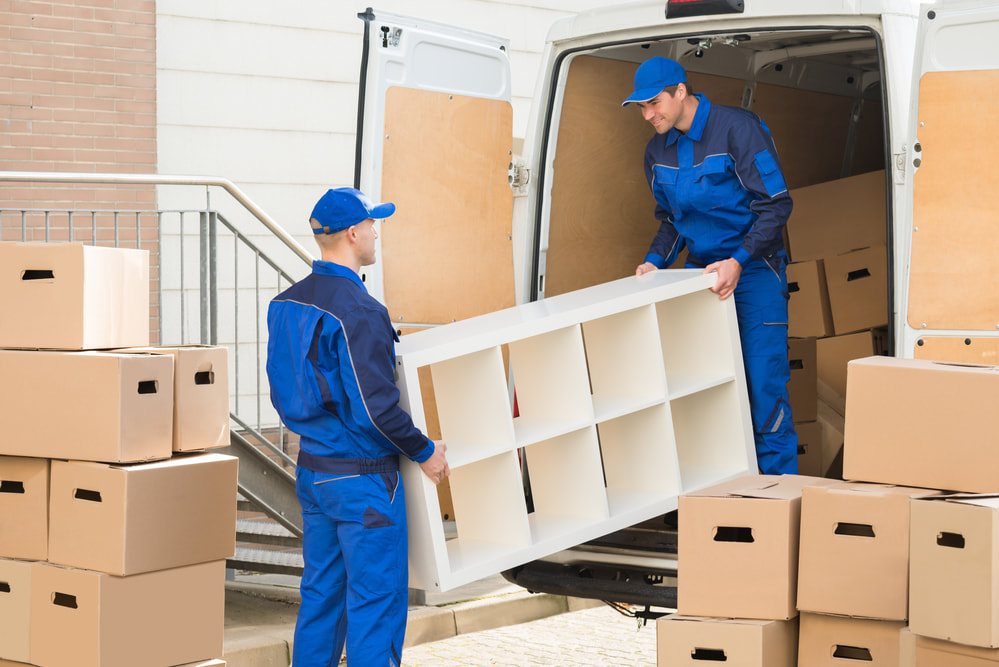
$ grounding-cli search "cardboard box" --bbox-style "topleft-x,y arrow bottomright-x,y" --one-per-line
909,495 -> 999,648
914,634 -> 999,665
30,560 -> 224,667
656,614 -> 797,667
48,453 -> 237,576
797,481 -> 941,620
0,242 -> 149,350
0,558 -> 32,663
788,337 -> 817,423
787,261 -> 834,338
824,246 -> 888,335
116,346 -> 230,452
678,474 -> 839,620
795,421 -> 823,477
785,170 -> 887,262
844,356 -> 999,492
900,627 -> 916,667
816,398 -> 845,478
798,613 -> 905,666
0,350 -> 174,463
0,457 -> 48,561
816,331 -> 876,413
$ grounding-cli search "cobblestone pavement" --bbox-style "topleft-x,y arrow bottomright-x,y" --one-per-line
401,604 -> 658,666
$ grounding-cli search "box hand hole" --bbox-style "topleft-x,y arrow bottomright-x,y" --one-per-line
0,480 -> 25,494
937,531 -> 965,549
846,268 -> 871,281
74,488 -> 102,503
713,526 -> 753,543
52,592 -> 78,609
834,522 -> 875,538
787,281 -> 800,293
137,380 -> 158,394
691,647 -> 727,661
833,645 -> 873,661
21,269 -> 54,281
0,581 -> 10,593
194,370 -> 215,385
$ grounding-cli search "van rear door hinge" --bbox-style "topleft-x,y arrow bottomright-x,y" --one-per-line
508,160 -> 530,191
892,148 -> 907,185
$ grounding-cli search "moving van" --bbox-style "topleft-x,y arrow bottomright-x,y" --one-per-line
355,0 -> 999,606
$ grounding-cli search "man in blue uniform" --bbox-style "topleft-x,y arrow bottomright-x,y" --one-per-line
266,187 -> 450,666
623,57 -> 797,475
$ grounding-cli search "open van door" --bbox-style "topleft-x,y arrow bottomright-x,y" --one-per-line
354,9 -> 515,327
905,0 -> 999,363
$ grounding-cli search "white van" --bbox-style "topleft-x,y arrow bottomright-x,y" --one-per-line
357,0 -> 999,605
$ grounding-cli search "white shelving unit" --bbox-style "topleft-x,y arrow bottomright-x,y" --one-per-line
396,270 -> 756,591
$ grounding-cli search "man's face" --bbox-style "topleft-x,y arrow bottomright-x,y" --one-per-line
636,88 -> 684,134
354,218 -> 378,266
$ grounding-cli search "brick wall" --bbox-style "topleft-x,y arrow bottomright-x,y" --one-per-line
0,0 -> 160,338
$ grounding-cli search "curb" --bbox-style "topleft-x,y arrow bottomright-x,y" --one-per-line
222,581 -> 601,666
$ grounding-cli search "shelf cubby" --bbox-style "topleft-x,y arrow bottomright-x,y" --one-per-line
509,325 -> 594,447
596,403 -> 681,518
429,346 -> 515,467
671,381 -> 754,492
656,289 -> 738,398
582,305 -> 668,422
523,426 -> 609,545
444,450 -> 531,577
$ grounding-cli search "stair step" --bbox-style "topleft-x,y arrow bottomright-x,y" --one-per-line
236,493 -> 255,512
236,519 -> 302,547
228,547 -> 304,577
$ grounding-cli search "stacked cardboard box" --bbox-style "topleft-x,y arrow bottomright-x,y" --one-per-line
658,355 -> 999,665
785,170 -> 889,476
657,474 -> 840,665
841,355 -> 999,664
0,242 -> 235,667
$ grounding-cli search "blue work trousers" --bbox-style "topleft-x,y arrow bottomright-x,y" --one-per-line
292,467 -> 409,666
706,253 -> 798,474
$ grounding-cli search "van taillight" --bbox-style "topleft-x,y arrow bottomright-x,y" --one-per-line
666,0 -> 745,19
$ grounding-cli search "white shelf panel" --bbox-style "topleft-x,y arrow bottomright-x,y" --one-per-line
606,488 -> 680,521
398,270 -> 755,592
513,415 -> 594,448
397,270 -> 715,367
667,373 -> 736,401
591,394 -> 667,423
443,440 -> 516,470
528,513 -> 600,545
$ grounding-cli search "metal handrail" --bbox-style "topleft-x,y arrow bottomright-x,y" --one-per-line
1,170 -> 308,549
0,170 -> 315,266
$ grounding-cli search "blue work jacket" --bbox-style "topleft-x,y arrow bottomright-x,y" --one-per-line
265,260 -> 433,464
643,93 -> 792,268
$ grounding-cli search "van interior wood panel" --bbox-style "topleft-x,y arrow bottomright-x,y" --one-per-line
751,84 -> 856,189
544,55 -> 658,297
545,58 -> 746,297
908,70 -> 999,330
381,87 -> 515,324
913,337 -> 999,366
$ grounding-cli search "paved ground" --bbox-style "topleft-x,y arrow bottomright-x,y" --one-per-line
400,604 -> 659,666
223,573 -> 665,666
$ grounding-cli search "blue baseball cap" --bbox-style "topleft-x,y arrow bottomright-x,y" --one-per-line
621,57 -> 687,107
310,187 -> 396,235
